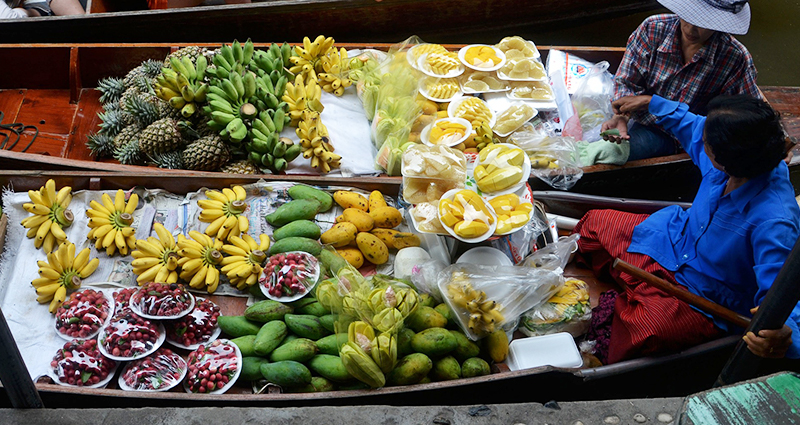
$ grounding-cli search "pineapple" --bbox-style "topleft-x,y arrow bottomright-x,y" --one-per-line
125,94 -> 164,128
118,86 -> 141,111
114,124 -> 142,149
139,118 -> 184,156
114,139 -> 144,165
97,108 -> 133,137
149,150 -> 185,169
182,135 -> 231,171
97,77 -> 126,104
220,160 -> 261,175
86,132 -> 115,158
123,59 -> 163,90
164,46 -> 207,68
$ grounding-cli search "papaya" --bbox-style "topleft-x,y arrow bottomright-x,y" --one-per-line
333,190 -> 369,211
218,315 -> 261,337
370,228 -> 399,249
268,237 -> 322,256
288,184 -> 334,212
296,301 -> 330,317
355,232 -> 389,265
269,337 -> 318,363
254,320 -> 288,356
335,247 -> 364,269
320,222 -> 358,247
315,333 -> 347,356
434,303 -> 458,329
450,330 -> 481,362
244,300 -> 293,323
266,198 -> 321,227
241,357 -> 270,381
386,353 -> 433,386
485,329 -> 509,363
397,327 -> 416,357
411,327 -> 458,357
284,314 -> 330,340
308,354 -> 355,383
260,360 -> 312,388
272,220 -> 321,241
369,206 -> 403,229
342,208 -> 375,232
368,190 -> 388,211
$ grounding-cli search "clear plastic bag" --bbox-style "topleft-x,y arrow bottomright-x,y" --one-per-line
437,264 -> 564,340
50,339 -> 117,388
184,339 -> 240,394
410,258 -> 448,301
526,135 -> 584,190
519,278 -> 592,338
401,144 -> 466,204
120,348 -> 188,392
571,61 -> 614,142
521,233 -> 580,271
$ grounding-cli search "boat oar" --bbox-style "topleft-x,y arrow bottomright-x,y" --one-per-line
612,258 -> 751,329
716,235 -> 800,387
0,306 -> 43,408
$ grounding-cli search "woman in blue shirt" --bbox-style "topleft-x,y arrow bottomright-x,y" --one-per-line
576,94 -> 799,364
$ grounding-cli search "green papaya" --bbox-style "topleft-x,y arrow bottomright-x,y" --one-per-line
288,184 -> 334,212
411,327 -> 458,357
241,357 -> 270,381
315,333 -> 347,356
266,199 -> 321,227
405,306 -> 447,332
268,237 -> 322,256
269,337 -> 318,363
244,300 -> 293,323
434,303 -> 458,329
431,355 -> 461,381
397,327 -> 416,357
230,335 -> 257,357
254,320 -> 288,356
272,219 -> 322,241
284,314 -> 330,340
386,353 -> 432,386
218,315 -> 261,337
308,354 -> 355,383
418,293 -> 436,308
319,314 -> 337,333
260,360 -> 312,388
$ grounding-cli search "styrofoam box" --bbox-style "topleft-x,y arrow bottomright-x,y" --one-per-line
506,332 -> 582,371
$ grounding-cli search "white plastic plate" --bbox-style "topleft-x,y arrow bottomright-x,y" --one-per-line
437,188 -> 497,244
98,322 -> 166,362
421,117 -> 472,148
118,350 -> 188,392
183,339 -> 242,395
473,143 -> 531,196
54,288 -> 115,341
448,96 -> 496,128
458,44 -> 507,72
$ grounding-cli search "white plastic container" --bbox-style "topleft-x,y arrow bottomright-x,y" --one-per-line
505,332 -> 583,371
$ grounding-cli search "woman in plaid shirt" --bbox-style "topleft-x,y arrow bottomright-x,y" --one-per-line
602,0 -> 760,161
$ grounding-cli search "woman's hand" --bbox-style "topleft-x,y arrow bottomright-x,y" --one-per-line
742,307 -> 793,358
612,95 -> 652,115
601,115 -> 630,143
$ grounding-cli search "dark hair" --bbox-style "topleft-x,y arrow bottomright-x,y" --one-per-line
704,95 -> 786,178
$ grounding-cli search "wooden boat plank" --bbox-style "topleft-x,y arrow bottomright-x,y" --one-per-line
0,89 -> 25,123
66,89 -> 103,161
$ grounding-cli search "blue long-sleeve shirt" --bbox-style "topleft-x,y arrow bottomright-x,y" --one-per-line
628,95 -> 800,358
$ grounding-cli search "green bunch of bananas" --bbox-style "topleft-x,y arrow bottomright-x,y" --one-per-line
154,56 -> 209,118
245,111 -> 301,173
252,43 -> 293,81
207,39 -> 255,79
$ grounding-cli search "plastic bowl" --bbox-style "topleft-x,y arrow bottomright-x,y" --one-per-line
458,44 -> 507,72
437,188 -> 497,244
473,143 -> 532,196
421,117 -> 473,148
456,247 -> 513,266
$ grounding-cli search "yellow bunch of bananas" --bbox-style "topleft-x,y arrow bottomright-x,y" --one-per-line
33,242 -> 99,313
198,185 -> 248,242
220,234 -> 270,290
282,73 -> 324,127
21,179 -> 73,253
288,35 -> 335,82
447,274 -> 505,337
472,120 -> 495,151
318,47 -> 352,97
131,222 -> 179,285
297,110 -> 341,173
177,231 -> 223,293
86,189 -> 139,256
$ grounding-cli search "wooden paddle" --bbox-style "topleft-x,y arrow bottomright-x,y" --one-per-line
612,258 -> 752,329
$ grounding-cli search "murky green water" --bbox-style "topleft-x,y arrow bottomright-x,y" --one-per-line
518,2 -> 800,86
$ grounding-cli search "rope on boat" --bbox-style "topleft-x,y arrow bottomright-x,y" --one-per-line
0,111 -> 38,152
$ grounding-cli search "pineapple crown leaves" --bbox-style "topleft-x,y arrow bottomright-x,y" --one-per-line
97,109 -> 132,137
97,77 -> 126,104
113,139 -> 145,166
148,150 -> 185,169
125,94 -> 162,128
86,132 -> 116,158
140,59 -> 166,79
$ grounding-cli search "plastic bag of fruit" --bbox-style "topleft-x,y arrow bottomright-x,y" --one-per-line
436,263 -> 564,340
519,278 -> 592,338
522,135 -> 583,191
571,61 -> 614,143
49,339 -> 118,388
521,234 -> 580,271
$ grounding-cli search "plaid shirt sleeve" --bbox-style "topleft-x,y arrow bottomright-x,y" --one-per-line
613,17 -> 660,125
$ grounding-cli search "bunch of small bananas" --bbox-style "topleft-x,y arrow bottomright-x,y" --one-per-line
86,190 -> 138,256
473,120 -> 496,151
288,35 -> 335,82
208,39 -> 255,79
155,55 -> 210,118
282,73 -> 324,127
447,274 -> 505,337
177,231 -> 223,293
198,185 -> 248,242
297,110 -> 341,173
33,242 -> 99,313
131,222 -> 179,285
21,179 -> 73,253
220,234 -> 270,290
318,47 -> 352,96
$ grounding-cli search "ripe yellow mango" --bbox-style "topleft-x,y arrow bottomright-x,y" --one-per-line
477,167 -> 523,192
454,220 -> 490,238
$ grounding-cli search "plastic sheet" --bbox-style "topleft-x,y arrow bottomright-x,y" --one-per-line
49,339 -> 117,388
184,339 -> 241,394
521,234 -> 580,271
99,308 -> 163,360
130,282 -> 194,319
259,251 -> 320,301
54,288 -> 113,340
119,348 -> 188,392
525,136 -> 584,191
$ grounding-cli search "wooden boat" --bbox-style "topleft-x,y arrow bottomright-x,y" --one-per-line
1,170 -> 791,409
0,42 -> 797,203
0,0 -> 660,44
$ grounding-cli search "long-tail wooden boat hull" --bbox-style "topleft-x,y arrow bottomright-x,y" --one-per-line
0,171 -> 788,408
0,43 -> 797,203
0,0 -> 660,44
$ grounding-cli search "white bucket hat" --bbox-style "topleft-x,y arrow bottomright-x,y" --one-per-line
657,0 -> 751,35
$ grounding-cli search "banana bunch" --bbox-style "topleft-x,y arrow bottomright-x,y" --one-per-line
86,189 -> 139,256
473,120 -> 496,151
318,47 -> 352,96
208,39 -> 255,79
22,179 -> 74,253
131,222 -> 179,285
447,276 -> 505,337
246,110 -> 301,173
155,55 -> 209,118
33,242 -> 99,313
220,234 -> 270,290
288,35 -> 335,82
282,73 -> 324,127
198,185 -> 248,242
297,110 -> 341,173
251,42 -> 293,81
176,231 -> 224,293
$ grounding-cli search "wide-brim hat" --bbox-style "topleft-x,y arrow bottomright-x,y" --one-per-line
657,0 -> 751,35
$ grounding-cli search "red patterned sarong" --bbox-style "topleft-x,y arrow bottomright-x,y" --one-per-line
574,209 -> 723,364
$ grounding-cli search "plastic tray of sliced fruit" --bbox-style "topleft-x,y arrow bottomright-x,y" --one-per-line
473,143 -> 531,196
98,308 -> 166,361
437,188 -> 498,243
493,102 -> 539,137
164,297 -> 222,350
48,339 -> 119,388
497,58 -> 547,82
183,339 -> 242,394
418,76 -> 463,102
417,51 -> 465,79
460,71 -> 510,94
406,43 -> 449,70
54,288 -> 115,341
495,35 -> 540,60
506,81 -> 555,101
448,96 -> 496,128
119,347 -> 188,392
421,117 -> 472,148
458,44 -> 506,72
130,282 -> 195,320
